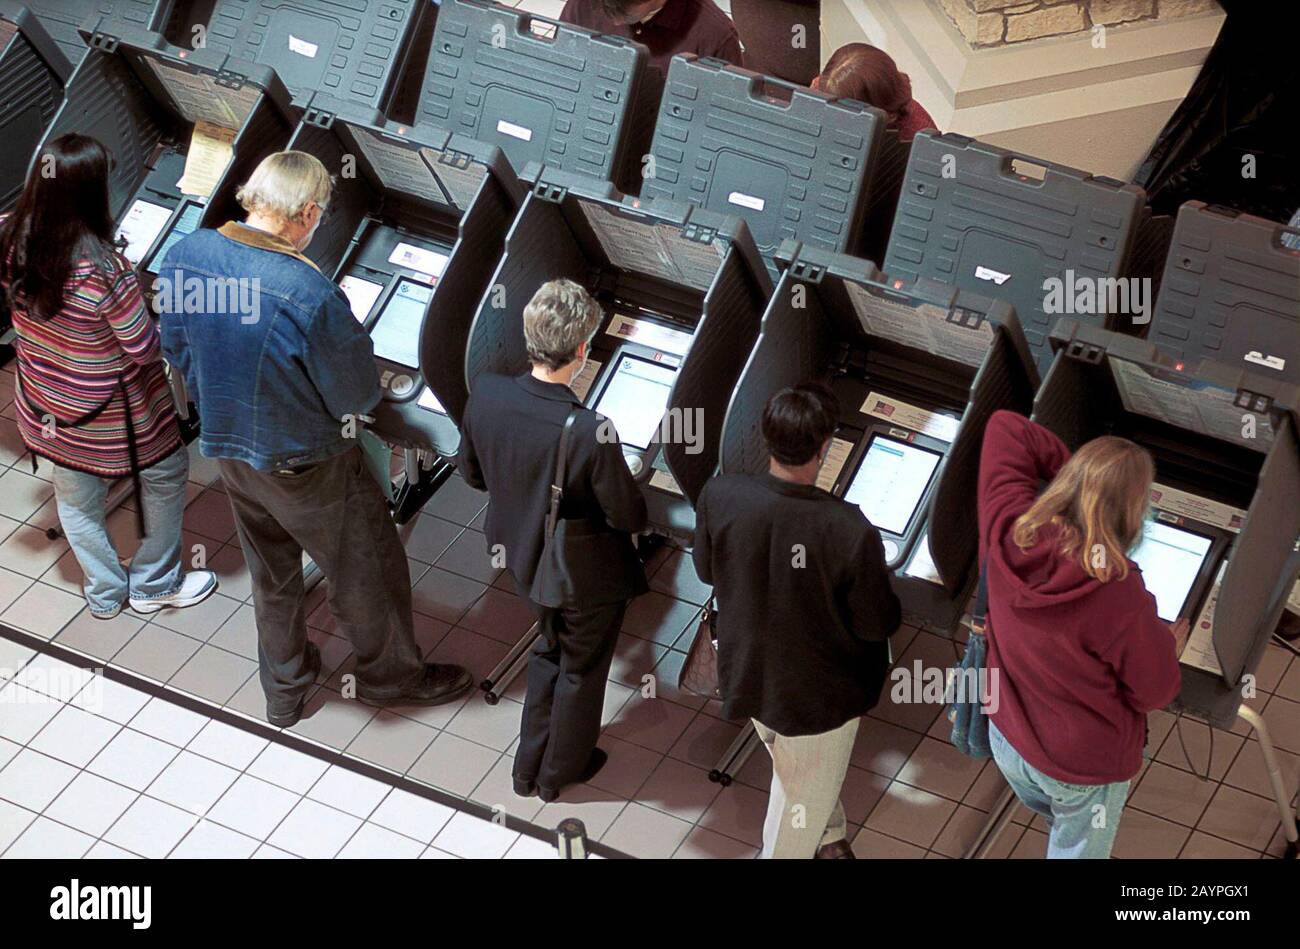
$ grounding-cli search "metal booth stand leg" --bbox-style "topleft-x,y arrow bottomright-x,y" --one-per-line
1236,705 -> 1300,858
963,784 -> 1021,859
480,621 -> 541,704
709,721 -> 763,786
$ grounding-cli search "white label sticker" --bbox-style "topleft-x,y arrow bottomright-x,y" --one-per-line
727,191 -> 766,212
650,469 -> 683,496
1180,560 -> 1225,675
1243,350 -> 1285,372
339,275 -> 384,322
860,392 -> 961,443
974,265 -> 1011,285
605,314 -> 692,358
288,34 -> 319,58
417,387 -> 446,414
903,531 -> 944,586
496,120 -> 533,142
1148,483 -> 1246,534
388,242 -> 449,279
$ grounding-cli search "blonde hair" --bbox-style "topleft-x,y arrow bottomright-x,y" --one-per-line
523,279 -> 603,371
1011,436 -> 1154,582
236,151 -> 333,222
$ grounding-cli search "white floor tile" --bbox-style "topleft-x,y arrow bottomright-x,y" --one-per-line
208,774 -> 300,841
336,822 -> 424,859
170,820 -> 260,859
3,815 -> 94,858
251,843 -> 299,859
87,729 -> 179,791
433,811 -> 519,859
103,796 -> 199,859
0,798 -> 37,854
246,743 -> 329,795
0,748 -> 79,811
146,751 -> 240,816
84,841 -> 140,859
368,788 -> 456,844
307,765 -> 391,819
29,704 -> 121,768
187,719 -> 269,770
268,799 -> 362,859
72,675 -> 151,724
128,697 -> 210,748
45,771 -> 138,837
0,682 -> 62,744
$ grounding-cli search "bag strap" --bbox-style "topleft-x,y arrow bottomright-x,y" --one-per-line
545,409 -> 580,540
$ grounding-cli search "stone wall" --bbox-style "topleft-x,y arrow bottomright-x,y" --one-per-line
939,0 -> 1220,47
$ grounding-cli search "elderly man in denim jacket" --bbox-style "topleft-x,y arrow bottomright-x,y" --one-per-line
160,151 -> 471,727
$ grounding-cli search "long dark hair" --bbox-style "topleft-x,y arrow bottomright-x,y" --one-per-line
818,43 -> 913,126
0,133 -> 116,320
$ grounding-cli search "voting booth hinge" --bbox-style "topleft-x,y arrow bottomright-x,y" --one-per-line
681,222 -> 719,245
788,259 -> 825,284
303,108 -> 336,130
216,69 -> 247,92
88,32 -> 119,54
438,149 -> 474,171
533,181 -> 568,203
1063,340 -> 1105,365
1232,387 -> 1275,422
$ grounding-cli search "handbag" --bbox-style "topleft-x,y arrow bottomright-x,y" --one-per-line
678,597 -> 721,699
529,409 -> 643,609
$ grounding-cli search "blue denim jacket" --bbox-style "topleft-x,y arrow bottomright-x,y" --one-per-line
158,222 -> 381,470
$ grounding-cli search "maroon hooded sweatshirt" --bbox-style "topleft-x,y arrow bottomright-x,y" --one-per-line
977,411 -> 1182,785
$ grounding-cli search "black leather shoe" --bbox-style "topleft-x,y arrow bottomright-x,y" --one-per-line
512,777 -> 538,797
267,642 -> 322,728
537,748 -> 609,803
357,663 -> 474,708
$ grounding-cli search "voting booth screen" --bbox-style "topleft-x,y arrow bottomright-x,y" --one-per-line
884,132 -> 1145,377
592,353 -> 677,451
642,55 -> 888,275
844,434 -> 943,537
1130,520 -> 1215,622
1149,200 -> 1300,378
24,0 -> 164,66
1034,320 -> 1300,726
418,0 -> 657,194
369,278 -> 432,370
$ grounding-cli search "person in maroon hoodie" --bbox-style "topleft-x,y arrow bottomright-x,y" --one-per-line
977,411 -> 1187,858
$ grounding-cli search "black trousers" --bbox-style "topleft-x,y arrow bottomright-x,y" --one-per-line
218,447 -> 424,715
514,599 -> 627,791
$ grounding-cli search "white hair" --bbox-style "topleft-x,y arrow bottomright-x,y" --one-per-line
235,150 -> 333,221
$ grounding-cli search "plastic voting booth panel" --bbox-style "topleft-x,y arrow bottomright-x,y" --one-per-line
884,131 -> 1147,379
1150,201 -> 1300,381
1034,320 -> 1300,729
24,0 -> 164,66
641,55 -> 902,281
35,22 -> 294,283
718,240 -> 1038,629
0,2 -> 71,211
265,91 -> 522,467
465,164 -> 771,543
35,23 -> 295,280
418,0 -> 659,195
161,0 -> 431,112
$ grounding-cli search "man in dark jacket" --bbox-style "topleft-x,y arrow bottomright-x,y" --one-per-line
458,279 -> 648,801
560,0 -> 744,76
693,382 -> 901,858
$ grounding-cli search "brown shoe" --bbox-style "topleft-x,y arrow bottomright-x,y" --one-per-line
815,840 -> 856,859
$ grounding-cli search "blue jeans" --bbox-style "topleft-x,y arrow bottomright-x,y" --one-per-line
51,447 -> 189,615
988,720 -> 1131,859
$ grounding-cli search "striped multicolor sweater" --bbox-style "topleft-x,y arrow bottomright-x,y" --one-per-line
2,224 -> 181,478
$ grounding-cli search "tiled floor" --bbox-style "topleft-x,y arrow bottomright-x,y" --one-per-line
0,648 -> 562,859
1,357 -> 1296,860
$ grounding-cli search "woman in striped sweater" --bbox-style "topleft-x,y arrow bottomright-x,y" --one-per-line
0,134 -> 215,619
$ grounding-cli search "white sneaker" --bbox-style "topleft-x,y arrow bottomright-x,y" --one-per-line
130,571 -> 218,614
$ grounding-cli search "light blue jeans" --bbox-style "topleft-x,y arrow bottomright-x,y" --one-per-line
988,720 -> 1131,859
51,446 -> 189,615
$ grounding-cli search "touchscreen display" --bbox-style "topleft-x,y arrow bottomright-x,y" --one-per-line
1129,519 -> 1214,621
591,354 -> 677,450
143,202 -> 204,273
843,434 -> 943,536
369,279 -> 432,369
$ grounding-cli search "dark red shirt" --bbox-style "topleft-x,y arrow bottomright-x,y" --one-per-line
560,0 -> 744,76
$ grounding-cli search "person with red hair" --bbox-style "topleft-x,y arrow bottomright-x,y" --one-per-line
813,43 -> 937,143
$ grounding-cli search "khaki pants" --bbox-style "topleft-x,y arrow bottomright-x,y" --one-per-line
753,717 -> 860,859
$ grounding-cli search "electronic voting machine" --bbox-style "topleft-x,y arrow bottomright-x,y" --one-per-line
465,164 -> 771,544
718,241 -> 1038,629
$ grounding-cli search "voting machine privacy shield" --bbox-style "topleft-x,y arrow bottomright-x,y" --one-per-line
24,0 -> 164,66
640,55 -> 900,280
271,92 -> 522,458
417,0 -> 659,195
718,241 -> 1038,629
465,164 -> 771,543
1034,320 -> 1300,728
0,2 -> 71,211
157,0 -> 431,112
1149,201 -> 1300,381
884,131 -> 1147,378
36,23 -> 295,278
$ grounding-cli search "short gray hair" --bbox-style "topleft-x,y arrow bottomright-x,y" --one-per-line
523,279 -> 603,371
235,151 -> 333,221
